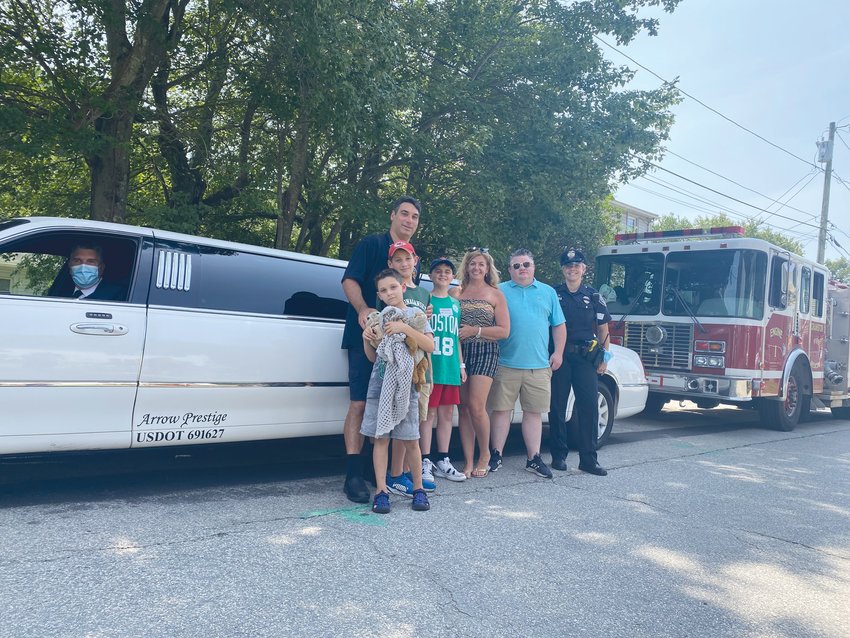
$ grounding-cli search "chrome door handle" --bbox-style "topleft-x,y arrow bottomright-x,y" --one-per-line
70,323 -> 129,336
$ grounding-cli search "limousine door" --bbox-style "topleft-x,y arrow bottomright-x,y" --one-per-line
132,239 -> 351,448
0,229 -> 152,455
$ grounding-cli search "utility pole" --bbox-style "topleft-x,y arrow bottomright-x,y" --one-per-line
816,121 -> 835,264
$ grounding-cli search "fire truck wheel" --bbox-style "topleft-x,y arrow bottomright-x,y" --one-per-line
695,399 -> 720,410
831,407 -> 850,421
759,365 -> 808,431
641,393 -> 668,416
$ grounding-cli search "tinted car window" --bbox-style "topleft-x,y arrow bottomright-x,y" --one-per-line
150,242 -> 348,320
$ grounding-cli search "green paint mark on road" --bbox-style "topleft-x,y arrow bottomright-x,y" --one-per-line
300,504 -> 386,527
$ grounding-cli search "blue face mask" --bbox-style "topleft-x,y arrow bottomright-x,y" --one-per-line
70,264 -> 101,289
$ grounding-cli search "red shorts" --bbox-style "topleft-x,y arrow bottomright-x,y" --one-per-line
428,384 -> 461,408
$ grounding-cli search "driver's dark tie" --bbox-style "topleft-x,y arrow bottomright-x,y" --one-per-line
73,290 -> 83,298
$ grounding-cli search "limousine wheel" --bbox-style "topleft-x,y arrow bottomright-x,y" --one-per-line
595,383 -> 615,448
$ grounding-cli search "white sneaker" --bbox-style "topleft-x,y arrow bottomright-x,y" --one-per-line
422,457 -> 436,485
433,457 -> 467,482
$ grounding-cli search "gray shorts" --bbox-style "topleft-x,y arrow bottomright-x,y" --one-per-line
359,362 -> 421,440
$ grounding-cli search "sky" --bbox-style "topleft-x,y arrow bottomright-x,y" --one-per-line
606,0 -> 850,264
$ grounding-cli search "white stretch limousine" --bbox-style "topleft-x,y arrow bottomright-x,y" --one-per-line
0,217 -> 647,456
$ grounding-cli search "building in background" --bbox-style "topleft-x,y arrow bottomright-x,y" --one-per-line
0,253 -> 37,295
612,200 -> 658,234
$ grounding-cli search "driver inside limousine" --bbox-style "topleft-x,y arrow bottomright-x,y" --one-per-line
64,244 -> 122,301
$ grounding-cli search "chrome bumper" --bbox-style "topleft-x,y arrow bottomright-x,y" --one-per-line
645,372 -> 752,401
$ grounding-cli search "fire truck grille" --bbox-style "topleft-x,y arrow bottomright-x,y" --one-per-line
625,322 -> 693,370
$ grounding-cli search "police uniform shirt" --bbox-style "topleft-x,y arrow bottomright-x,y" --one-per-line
555,282 -> 612,342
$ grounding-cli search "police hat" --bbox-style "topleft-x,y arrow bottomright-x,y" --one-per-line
560,248 -> 586,266
429,257 -> 456,273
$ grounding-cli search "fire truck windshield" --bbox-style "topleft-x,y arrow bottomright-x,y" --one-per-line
662,249 -> 767,320
594,253 -> 664,315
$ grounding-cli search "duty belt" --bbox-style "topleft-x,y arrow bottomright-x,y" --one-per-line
565,340 -> 594,353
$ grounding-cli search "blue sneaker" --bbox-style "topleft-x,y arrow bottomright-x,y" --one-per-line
404,470 -> 436,492
411,489 -> 430,511
387,473 -> 414,498
372,491 -> 391,514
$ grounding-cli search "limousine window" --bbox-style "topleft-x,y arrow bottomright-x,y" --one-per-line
149,243 -> 349,320
0,231 -> 138,301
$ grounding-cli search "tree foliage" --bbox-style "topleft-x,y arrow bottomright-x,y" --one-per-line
651,212 -> 805,255
0,0 -> 682,274
826,257 -> 850,283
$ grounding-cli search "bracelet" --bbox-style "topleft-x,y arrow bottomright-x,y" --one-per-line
476,327 -> 482,339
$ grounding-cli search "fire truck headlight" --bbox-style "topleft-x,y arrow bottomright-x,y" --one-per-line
695,355 -> 725,368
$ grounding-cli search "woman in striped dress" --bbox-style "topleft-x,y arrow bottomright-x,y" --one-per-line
450,248 -> 510,477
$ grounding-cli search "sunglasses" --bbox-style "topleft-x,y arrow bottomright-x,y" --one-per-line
466,246 -> 489,254
511,261 -> 533,270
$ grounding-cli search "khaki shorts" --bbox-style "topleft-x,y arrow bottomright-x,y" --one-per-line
418,382 -> 432,423
487,366 -> 552,413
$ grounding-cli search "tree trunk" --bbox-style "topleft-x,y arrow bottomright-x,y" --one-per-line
88,111 -> 134,222
152,67 -> 207,209
275,97 -> 312,250
84,0 -> 190,222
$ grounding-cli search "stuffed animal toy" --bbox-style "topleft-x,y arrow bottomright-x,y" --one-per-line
366,308 -> 430,390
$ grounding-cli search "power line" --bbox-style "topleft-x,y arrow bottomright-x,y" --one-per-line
595,36 -> 822,171
828,235 -> 850,261
632,175 -> 821,241
831,223 -> 850,243
664,150 -> 818,218
640,174 -> 752,218
837,131 -> 850,153
831,171 -> 850,194
628,183 -> 720,216
750,171 -> 820,222
631,154 -> 823,230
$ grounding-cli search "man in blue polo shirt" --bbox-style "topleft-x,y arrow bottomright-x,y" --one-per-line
488,248 -> 566,478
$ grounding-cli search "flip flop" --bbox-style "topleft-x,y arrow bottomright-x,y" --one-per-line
471,467 -> 490,478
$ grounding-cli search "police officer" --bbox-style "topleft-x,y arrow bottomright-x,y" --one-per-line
548,248 -> 612,475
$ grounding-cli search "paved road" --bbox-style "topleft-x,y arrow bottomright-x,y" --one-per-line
2,406 -> 849,638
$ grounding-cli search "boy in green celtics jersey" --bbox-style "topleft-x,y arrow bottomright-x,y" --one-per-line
379,241 -> 436,495
421,257 -> 468,483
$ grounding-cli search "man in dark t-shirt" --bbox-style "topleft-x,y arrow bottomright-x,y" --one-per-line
340,196 -> 421,503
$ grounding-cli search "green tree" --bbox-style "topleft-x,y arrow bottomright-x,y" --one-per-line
825,257 -> 850,283
1,0 -> 682,267
651,213 -> 805,255
0,0 -> 191,222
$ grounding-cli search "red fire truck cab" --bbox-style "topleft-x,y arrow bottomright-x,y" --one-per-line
595,226 -> 850,430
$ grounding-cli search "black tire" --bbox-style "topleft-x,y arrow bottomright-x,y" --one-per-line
695,399 -> 720,410
641,393 -> 668,416
759,365 -> 807,431
831,406 -> 850,421
595,383 -> 615,448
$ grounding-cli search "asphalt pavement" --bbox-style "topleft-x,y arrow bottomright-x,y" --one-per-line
1,405 -> 849,638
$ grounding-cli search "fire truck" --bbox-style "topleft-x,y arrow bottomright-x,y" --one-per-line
594,226 -> 850,430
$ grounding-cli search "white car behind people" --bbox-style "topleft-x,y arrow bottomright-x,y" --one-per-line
512,343 -> 648,448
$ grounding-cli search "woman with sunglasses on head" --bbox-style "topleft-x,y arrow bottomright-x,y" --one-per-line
449,248 -> 510,477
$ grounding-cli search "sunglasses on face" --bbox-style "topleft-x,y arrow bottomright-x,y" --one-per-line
511,261 -> 533,270
466,246 -> 489,254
